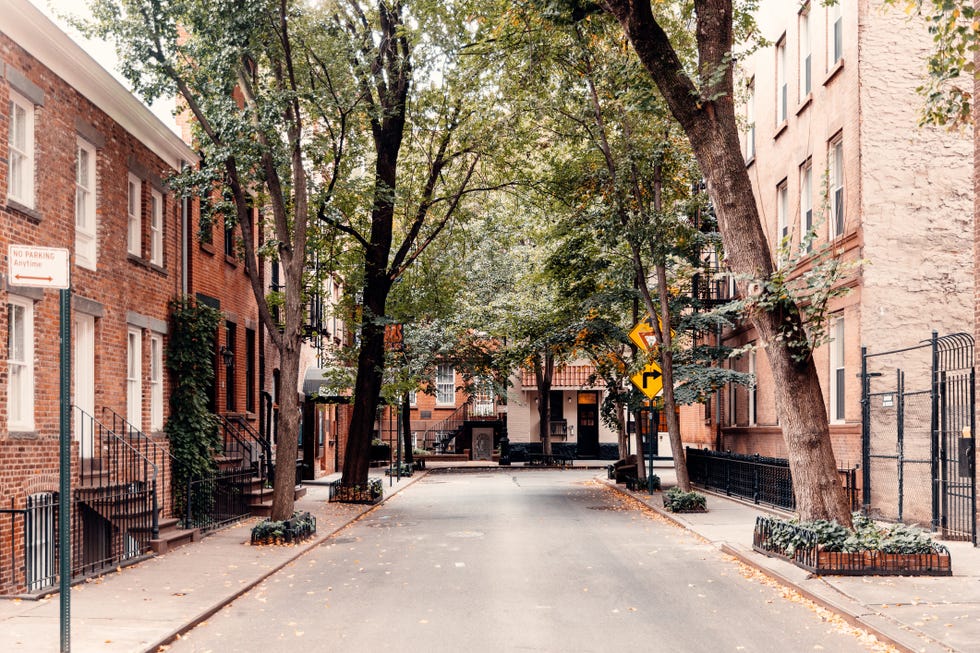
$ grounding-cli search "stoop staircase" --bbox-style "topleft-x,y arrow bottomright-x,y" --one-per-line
217,415 -> 305,518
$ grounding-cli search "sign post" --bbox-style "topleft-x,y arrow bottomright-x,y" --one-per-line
9,246 -> 71,652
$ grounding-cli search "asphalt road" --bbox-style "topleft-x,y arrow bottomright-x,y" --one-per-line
166,470 -> 887,653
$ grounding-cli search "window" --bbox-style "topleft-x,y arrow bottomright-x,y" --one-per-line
245,328 -> 255,413
224,219 -> 235,258
7,297 -> 35,431
830,1 -> 843,66
127,174 -> 142,256
408,391 -> 417,407
150,334 -> 164,431
800,160 -> 813,252
25,493 -> 55,592
777,181 -> 789,243
225,322 -> 236,411
75,139 -> 97,269
748,348 -> 757,426
8,91 -> 35,208
776,37 -> 788,124
799,5 -> 812,98
150,189 -> 163,266
746,79 -> 756,161
829,316 -> 845,422
436,364 -> 455,405
473,378 -> 495,417
127,328 -> 142,428
829,136 -> 844,237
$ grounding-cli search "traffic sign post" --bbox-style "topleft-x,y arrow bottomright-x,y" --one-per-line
9,246 -> 71,651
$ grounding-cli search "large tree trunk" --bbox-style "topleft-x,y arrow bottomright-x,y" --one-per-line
269,337 -> 301,520
402,392 -> 413,465
602,0 -> 850,524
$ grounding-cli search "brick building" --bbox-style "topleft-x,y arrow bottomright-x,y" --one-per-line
684,0 -> 974,477
0,0 -> 196,595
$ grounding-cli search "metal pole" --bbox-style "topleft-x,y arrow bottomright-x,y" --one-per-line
860,346 -> 870,510
897,370 -> 905,523
647,409 -> 657,493
396,397 -> 403,482
931,330 -> 940,531
59,287 -> 72,652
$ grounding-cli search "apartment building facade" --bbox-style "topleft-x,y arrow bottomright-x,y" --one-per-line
0,0 -> 197,594
686,0 -> 974,469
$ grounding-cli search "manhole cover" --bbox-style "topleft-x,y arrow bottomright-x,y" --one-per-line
587,506 -> 617,511
330,537 -> 358,544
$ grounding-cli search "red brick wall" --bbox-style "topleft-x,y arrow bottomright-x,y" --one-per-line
0,34 -> 185,593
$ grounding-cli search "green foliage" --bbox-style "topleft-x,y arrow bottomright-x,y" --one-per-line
165,297 -> 222,487
765,512 -> 938,555
662,487 -> 707,512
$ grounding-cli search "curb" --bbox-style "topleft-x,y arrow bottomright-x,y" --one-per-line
601,477 -> 943,653
144,470 -> 428,652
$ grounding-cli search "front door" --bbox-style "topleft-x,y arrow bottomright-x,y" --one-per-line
74,313 -> 95,458
576,392 -> 599,458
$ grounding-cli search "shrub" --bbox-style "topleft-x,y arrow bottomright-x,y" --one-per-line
663,487 -> 707,512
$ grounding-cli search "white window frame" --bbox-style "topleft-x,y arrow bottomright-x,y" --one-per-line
746,79 -> 756,161
8,90 -> 35,208
830,1 -> 843,66
799,5 -> 812,99
127,328 -> 143,428
776,37 -> 788,124
436,364 -> 455,406
7,296 -> 35,431
150,189 -> 163,266
149,333 -> 164,431
127,174 -> 142,257
472,378 -> 495,417
75,138 -> 97,270
829,136 -> 844,237
777,181 -> 789,243
748,348 -> 757,427
408,390 -> 417,407
800,160 -> 813,252
829,316 -> 845,423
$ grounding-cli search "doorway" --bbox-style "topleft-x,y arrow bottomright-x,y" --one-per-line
576,392 -> 599,458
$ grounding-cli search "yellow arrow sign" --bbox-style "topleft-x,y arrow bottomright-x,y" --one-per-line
631,363 -> 663,399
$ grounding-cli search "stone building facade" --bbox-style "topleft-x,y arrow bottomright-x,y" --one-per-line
686,0 -> 974,469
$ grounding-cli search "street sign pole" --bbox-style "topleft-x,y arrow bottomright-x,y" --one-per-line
9,245 -> 72,651
58,286 -> 72,653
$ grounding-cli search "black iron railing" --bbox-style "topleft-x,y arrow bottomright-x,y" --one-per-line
177,469 -> 252,533
686,447 -> 860,511
76,407 -> 159,540
218,415 -> 273,483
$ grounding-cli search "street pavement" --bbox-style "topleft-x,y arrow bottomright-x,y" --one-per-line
0,461 -> 976,652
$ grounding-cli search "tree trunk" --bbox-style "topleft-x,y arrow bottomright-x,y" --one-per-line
269,336 -> 300,521
402,391 -> 413,465
602,0 -> 850,524
616,399 -> 628,460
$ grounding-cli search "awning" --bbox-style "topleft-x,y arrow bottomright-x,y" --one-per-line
302,367 -> 352,403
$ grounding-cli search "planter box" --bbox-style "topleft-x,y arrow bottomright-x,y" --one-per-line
250,511 -> 317,546
328,479 -> 383,505
752,518 -> 952,576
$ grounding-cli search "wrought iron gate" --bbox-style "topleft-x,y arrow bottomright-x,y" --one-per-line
861,332 -> 976,543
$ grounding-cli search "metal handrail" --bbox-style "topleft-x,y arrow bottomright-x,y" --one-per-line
75,407 -> 159,539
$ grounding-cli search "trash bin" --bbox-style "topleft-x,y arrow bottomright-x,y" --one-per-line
498,436 -> 510,466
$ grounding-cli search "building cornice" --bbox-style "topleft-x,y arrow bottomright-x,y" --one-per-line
3,0 -> 197,170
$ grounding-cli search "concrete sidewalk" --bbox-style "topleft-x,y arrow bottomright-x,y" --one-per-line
607,468 -> 980,653
0,470 -> 423,653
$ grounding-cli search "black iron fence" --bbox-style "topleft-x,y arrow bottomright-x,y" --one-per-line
686,448 -> 860,512
328,479 -> 383,505
1,484 -> 155,596
175,469 -> 252,533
